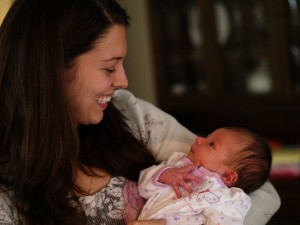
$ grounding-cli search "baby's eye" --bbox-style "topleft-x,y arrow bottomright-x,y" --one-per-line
209,142 -> 215,149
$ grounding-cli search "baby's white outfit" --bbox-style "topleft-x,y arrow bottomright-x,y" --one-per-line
138,152 -> 251,225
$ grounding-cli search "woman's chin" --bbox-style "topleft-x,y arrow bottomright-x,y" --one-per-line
94,115 -> 104,124
88,113 -> 104,125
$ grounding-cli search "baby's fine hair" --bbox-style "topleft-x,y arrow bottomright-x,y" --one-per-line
223,127 -> 272,194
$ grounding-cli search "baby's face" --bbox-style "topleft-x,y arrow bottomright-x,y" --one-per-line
187,128 -> 240,174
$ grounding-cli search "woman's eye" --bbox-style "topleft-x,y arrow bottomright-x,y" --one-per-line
209,142 -> 215,149
105,68 -> 116,74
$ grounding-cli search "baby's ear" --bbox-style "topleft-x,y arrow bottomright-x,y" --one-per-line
221,170 -> 238,187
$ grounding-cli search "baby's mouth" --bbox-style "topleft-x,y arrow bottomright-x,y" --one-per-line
190,146 -> 194,154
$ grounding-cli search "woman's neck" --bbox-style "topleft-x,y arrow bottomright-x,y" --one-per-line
74,167 -> 111,196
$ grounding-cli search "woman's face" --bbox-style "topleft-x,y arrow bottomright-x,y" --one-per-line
67,25 -> 128,125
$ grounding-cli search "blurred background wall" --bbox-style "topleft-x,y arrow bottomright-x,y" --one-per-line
0,0 -> 14,24
118,0 -> 158,104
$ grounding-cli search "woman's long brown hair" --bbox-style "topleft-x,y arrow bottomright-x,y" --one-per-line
0,0 -> 156,224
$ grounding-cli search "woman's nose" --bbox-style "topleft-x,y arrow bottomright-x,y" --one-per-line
113,66 -> 128,89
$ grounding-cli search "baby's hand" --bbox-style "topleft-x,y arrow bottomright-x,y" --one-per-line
158,164 -> 201,198
127,219 -> 166,225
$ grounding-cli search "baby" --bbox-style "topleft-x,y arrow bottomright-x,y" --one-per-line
138,127 -> 272,225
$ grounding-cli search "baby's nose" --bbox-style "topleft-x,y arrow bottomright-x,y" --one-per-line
196,136 -> 205,145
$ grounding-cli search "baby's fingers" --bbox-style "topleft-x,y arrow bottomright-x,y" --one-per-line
172,183 -> 182,198
127,219 -> 166,225
178,180 -> 193,195
180,163 -> 199,173
183,173 -> 202,184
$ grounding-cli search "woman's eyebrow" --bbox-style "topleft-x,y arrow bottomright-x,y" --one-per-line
103,56 -> 123,62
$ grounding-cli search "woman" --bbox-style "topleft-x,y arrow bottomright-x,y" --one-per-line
0,0 -> 280,225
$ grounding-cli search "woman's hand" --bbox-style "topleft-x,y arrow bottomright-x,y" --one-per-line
158,164 -> 201,198
127,219 -> 166,225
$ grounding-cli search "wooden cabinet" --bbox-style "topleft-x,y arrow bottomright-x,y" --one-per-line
147,0 -> 300,143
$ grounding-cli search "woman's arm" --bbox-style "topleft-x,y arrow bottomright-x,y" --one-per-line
113,90 -> 196,161
245,181 -> 281,225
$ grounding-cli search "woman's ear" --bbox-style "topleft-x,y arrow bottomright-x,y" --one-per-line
221,170 -> 238,187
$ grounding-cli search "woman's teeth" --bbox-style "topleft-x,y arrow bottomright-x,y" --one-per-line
96,96 -> 111,103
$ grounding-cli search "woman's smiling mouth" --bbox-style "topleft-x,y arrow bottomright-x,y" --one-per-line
96,96 -> 111,103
